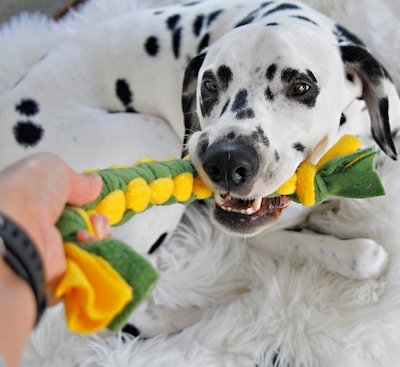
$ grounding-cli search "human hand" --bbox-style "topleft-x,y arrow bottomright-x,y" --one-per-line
0,153 -> 102,285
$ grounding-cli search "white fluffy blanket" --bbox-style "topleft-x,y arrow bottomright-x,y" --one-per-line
1,1 -> 399,366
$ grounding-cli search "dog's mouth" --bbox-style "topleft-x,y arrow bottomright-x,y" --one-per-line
213,192 -> 290,235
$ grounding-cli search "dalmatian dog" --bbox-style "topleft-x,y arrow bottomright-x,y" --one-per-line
0,0 -> 399,337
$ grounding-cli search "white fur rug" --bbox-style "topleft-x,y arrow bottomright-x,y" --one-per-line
1,0 -> 399,366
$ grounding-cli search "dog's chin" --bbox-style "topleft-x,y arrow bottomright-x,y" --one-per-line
211,193 -> 291,236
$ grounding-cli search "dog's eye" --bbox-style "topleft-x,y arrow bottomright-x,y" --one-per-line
287,83 -> 310,96
203,80 -> 218,93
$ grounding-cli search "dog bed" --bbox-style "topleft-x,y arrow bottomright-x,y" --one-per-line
0,0 -> 399,366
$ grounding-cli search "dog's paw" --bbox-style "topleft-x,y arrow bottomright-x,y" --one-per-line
326,239 -> 388,280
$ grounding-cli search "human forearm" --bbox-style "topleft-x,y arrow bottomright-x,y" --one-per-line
0,258 -> 35,367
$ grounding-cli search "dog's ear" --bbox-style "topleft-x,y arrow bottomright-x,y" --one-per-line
340,44 -> 397,160
181,52 -> 207,154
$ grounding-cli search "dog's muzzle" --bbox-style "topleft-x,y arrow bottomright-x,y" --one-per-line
199,138 -> 289,235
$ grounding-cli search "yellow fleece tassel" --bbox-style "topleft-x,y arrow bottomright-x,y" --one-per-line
55,243 -> 133,334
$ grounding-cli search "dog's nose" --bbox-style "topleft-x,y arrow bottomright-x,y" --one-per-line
202,140 -> 259,190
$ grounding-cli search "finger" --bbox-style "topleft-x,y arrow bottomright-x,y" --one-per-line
76,230 -> 96,243
67,171 -> 103,206
90,214 -> 111,239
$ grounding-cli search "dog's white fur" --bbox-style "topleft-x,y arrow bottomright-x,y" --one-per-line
0,0 -> 399,341
1,0 -> 398,366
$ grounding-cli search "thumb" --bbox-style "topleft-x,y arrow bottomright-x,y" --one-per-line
67,171 -> 103,206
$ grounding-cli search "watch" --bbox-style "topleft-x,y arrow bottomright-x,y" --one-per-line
0,212 -> 47,325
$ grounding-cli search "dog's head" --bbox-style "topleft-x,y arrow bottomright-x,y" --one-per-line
183,24 -> 397,235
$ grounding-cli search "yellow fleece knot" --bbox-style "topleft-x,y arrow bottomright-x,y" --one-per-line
295,161 -> 317,206
173,173 -> 193,202
149,178 -> 174,204
125,178 -> 151,213
277,173 -> 297,195
95,190 -> 126,225
192,176 -> 213,199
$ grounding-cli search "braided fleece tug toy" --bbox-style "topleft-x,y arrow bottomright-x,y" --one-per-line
55,134 -> 384,334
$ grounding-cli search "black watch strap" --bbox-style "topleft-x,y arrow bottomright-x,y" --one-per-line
0,212 -> 47,325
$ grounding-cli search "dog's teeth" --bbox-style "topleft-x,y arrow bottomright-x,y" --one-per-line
214,193 -> 224,206
252,197 -> 263,211
221,205 -> 232,212
240,209 -> 246,215
246,207 -> 256,215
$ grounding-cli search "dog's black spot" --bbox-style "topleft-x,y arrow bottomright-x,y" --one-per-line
227,131 -> 236,140
334,24 -> 365,46
346,73 -> 355,83
220,98 -> 230,116
116,79 -> 137,112
266,22 -> 279,26
183,0 -> 201,6
154,10 -> 163,15
197,33 -> 210,53
274,150 -> 280,162
148,232 -> 168,254
166,14 -> 182,58
235,2 -> 274,28
232,89 -> 248,112
13,121 -> 44,147
263,3 -> 301,17
261,1 -> 274,8
122,323 -> 140,337
293,142 -> 306,152
144,36 -> 160,56
306,69 -> 317,83
340,45 -> 384,84
15,99 -> 39,116
291,15 -> 318,25
254,126 -> 270,147
236,108 -> 255,120
266,63 -> 277,81
217,65 -> 233,90
340,113 -> 347,126
257,127 -> 269,147
166,14 -> 181,30
235,12 -> 257,28
193,14 -> 204,36
116,79 -> 133,106
265,86 -> 274,101
297,90 -> 319,108
172,28 -> 182,58
281,68 -> 302,84
207,9 -> 223,26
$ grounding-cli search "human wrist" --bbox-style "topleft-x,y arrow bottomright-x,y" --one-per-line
0,212 -> 47,325
0,257 -> 36,320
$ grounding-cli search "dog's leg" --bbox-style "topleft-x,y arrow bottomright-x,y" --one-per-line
248,230 -> 388,280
